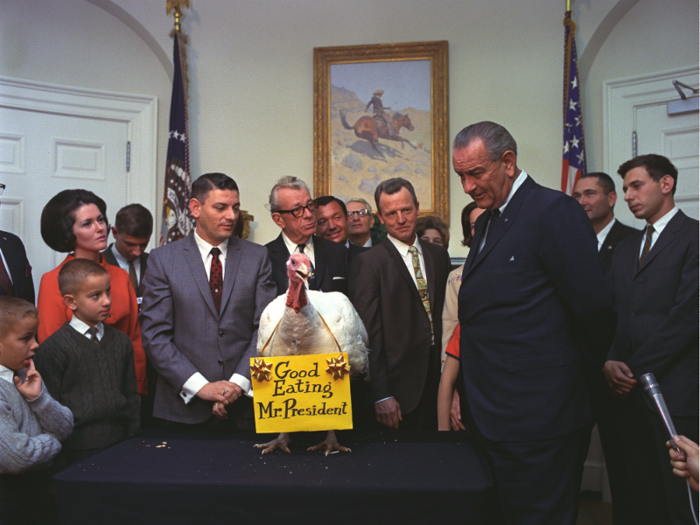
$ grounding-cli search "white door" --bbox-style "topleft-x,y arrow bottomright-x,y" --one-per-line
605,67 -> 699,227
0,77 -> 158,302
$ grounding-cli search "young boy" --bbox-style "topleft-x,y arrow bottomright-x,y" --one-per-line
35,259 -> 140,465
0,296 -> 73,523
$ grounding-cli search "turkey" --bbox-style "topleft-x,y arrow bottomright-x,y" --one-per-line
254,252 -> 370,455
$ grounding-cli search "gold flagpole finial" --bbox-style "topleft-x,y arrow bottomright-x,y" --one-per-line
166,0 -> 190,31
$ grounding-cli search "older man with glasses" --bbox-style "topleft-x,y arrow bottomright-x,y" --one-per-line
265,176 -> 350,296
346,198 -> 376,248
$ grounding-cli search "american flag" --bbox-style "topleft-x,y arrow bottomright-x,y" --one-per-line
160,31 -> 193,245
561,11 -> 587,195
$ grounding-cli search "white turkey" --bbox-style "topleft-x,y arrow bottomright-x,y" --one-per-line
254,252 -> 370,455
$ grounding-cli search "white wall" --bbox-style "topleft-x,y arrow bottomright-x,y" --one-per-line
1,0 -> 697,256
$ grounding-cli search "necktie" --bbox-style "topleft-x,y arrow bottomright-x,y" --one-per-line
128,260 -> 140,296
210,247 -> 222,311
408,246 -> 433,334
639,224 -> 654,267
0,256 -> 13,296
297,244 -> 316,288
478,209 -> 500,253
87,326 -> 99,342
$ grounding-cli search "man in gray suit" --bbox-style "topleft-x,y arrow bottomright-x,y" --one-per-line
140,173 -> 277,427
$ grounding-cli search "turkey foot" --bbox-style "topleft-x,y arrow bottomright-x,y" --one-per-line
307,430 -> 351,456
254,432 -> 291,454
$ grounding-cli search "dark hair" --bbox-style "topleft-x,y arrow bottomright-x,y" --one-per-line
0,296 -> 37,336
114,204 -> 153,238
453,121 -> 517,161
314,196 -> 347,215
374,178 -> 418,215
461,202 -> 480,247
617,154 -> 678,195
58,258 -> 109,296
416,215 -> 450,249
579,172 -> 615,195
191,173 -> 239,203
41,189 -> 109,253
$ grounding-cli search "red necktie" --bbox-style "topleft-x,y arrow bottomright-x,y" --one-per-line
209,247 -> 222,311
0,256 -> 13,296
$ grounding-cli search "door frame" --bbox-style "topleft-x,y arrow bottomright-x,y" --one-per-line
0,75 -> 158,228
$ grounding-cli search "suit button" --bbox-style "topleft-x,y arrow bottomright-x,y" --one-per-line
219,331 -> 225,337
218,359 -> 223,366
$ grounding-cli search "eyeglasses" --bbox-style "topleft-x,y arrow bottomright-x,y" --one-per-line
0,184 -> 5,196
347,209 -> 369,218
275,201 -> 317,218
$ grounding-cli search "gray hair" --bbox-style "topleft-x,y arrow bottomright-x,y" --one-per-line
347,197 -> 373,215
453,121 -> 517,162
268,176 -> 311,213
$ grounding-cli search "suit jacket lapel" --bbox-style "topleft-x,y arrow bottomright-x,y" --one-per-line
635,211 -> 685,276
183,235 -> 219,317
220,237 -> 241,312
311,235 -> 326,290
384,240 -> 422,303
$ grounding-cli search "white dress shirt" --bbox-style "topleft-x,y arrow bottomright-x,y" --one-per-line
479,170 -> 529,252
596,218 -> 616,252
69,316 -> 105,341
281,233 -> 316,268
639,207 -> 679,258
109,245 -> 142,285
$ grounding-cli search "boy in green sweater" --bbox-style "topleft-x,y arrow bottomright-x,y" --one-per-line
0,296 -> 73,524
35,259 -> 139,465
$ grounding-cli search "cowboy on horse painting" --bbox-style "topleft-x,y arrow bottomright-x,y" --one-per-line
365,89 -> 397,138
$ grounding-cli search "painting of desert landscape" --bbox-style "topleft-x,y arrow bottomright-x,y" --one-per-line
329,59 -> 433,210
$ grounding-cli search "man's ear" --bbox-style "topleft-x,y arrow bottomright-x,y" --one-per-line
189,198 -> 201,220
271,212 -> 286,230
502,150 -> 517,177
659,174 -> 675,196
608,191 -> 618,208
63,294 -> 77,312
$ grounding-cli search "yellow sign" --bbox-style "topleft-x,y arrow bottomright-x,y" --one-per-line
250,353 -> 353,433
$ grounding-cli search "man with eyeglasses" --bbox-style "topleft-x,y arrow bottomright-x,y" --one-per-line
265,177 -> 349,296
346,198 -> 376,248
0,183 -> 35,304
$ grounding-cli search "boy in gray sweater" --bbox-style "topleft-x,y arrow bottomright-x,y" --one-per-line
0,296 -> 73,524
35,258 -> 140,465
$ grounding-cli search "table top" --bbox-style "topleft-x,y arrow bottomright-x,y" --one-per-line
54,429 -> 494,524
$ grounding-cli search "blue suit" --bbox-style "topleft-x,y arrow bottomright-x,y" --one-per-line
459,175 -> 615,524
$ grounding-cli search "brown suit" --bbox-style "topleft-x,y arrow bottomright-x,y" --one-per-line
348,238 -> 450,417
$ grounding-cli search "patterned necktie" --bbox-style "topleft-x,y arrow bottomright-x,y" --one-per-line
408,246 -> 433,334
210,247 -> 222,311
0,255 -> 13,296
128,260 -> 140,296
297,244 -> 316,288
639,224 -> 654,267
87,326 -> 99,342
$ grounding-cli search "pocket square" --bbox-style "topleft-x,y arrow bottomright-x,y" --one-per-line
332,276 -> 346,280
509,256 -> 515,261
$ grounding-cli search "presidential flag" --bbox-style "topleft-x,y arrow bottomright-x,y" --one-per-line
160,31 -> 193,245
561,11 -> 587,195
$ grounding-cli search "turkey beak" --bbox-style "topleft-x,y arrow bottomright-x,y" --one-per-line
295,262 -> 311,281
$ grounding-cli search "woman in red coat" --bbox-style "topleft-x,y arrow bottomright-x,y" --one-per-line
37,189 -> 147,395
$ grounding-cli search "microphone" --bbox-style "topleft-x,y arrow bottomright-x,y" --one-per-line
640,373 -> 679,451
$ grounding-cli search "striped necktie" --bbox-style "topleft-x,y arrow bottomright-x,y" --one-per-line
639,224 -> 654,267
408,246 -> 432,334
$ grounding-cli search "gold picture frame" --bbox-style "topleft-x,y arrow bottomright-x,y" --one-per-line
313,41 -> 449,223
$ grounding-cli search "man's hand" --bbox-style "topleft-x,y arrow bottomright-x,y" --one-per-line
450,390 -> 466,431
375,397 -> 402,429
197,381 -> 241,405
668,435 -> 699,492
602,360 -> 638,398
14,359 -> 42,401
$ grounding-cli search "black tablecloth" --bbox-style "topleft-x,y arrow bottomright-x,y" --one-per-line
54,429 -> 494,524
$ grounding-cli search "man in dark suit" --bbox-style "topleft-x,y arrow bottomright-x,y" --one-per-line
603,154 -> 698,525
265,177 -> 349,296
454,122 -> 615,524
103,204 -> 153,306
573,172 -> 637,270
349,178 -> 450,431
347,198 -> 377,248
140,173 -> 277,427
0,230 -> 35,304
314,196 -> 368,262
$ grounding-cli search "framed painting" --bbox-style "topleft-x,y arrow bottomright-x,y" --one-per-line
313,41 -> 449,223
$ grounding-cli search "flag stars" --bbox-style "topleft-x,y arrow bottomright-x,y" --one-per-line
577,150 -> 585,163
563,141 -> 570,154
569,99 -> 577,111
574,116 -> 581,127
570,136 -> 580,149
571,77 -> 578,89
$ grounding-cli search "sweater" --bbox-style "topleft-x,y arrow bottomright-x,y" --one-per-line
0,374 -> 73,474
36,253 -> 147,395
35,323 -> 140,450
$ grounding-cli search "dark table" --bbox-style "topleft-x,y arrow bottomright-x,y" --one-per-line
54,429 -> 494,524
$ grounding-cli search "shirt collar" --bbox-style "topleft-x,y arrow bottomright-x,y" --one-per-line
69,316 -> 105,340
499,170 -> 528,214
282,232 -> 314,256
194,229 -> 229,259
597,218 -> 616,250
0,365 -> 14,384
648,206 -> 678,234
110,244 -> 128,266
387,233 -> 422,258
